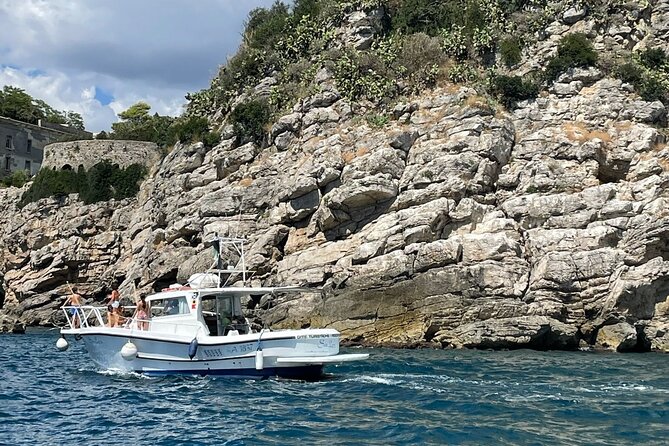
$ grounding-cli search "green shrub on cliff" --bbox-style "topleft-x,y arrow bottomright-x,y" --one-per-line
396,33 -> 444,93
365,113 -> 389,127
638,75 -> 669,103
334,49 -> 397,102
20,168 -> 77,205
613,51 -> 669,104
20,162 -> 147,207
388,0 -> 508,58
169,116 -> 220,149
616,62 -> 644,86
389,0 -> 459,35
110,163 -> 147,199
0,170 -> 29,188
639,48 -> 668,70
293,0 -> 322,18
230,100 -> 272,145
500,37 -> 522,68
545,33 -> 598,81
492,74 -> 539,108
185,0 -> 563,138
80,161 -> 115,203
245,2 -> 291,50
448,63 -> 479,83
637,48 -> 669,103
246,0 -> 321,48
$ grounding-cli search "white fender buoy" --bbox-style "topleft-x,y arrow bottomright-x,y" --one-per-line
255,349 -> 264,370
120,341 -> 138,361
56,337 -> 69,351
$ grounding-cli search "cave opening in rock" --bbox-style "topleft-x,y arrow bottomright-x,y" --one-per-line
152,269 -> 179,292
596,159 -> 630,184
641,233 -> 669,263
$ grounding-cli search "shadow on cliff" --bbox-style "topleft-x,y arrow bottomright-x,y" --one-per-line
322,197 -> 396,242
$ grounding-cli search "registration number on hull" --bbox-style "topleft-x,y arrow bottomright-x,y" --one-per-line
202,343 -> 254,358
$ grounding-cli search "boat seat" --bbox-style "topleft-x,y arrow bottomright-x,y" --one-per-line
203,314 -> 218,336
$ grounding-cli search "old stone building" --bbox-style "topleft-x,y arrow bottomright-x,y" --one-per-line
0,116 -> 91,178
42,140 -> 162,172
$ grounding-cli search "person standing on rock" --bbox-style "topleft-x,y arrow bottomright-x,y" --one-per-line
64,286 -> 83,329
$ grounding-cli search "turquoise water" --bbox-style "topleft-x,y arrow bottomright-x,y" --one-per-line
1,330 -> 667,445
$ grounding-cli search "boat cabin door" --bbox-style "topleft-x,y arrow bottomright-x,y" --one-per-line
215,294 -> 249,335
216,295 -> 234,335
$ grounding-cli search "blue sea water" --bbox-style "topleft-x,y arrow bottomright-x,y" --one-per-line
1,330 -> 667,445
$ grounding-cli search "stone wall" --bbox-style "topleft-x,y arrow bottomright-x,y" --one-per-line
42,140 -> 162,172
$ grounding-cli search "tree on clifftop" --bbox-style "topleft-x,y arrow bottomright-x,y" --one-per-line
0,86 -> 43,124
110,101 -> 174,146
0,85 -> 86,129
111,101 -> 221,149
64,111 -> 85,130
118,101 -> 152,121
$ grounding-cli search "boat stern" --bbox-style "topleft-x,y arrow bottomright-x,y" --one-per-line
292,328 -> 341,356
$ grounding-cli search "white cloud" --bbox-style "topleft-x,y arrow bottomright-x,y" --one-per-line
0,0 -> 275,131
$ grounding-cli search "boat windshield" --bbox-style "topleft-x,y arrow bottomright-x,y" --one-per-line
201,294 -> 249,336
150,295 -> 190,317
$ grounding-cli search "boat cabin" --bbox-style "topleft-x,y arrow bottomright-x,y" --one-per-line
200,291 -> 251,336
145,289 -> 251,338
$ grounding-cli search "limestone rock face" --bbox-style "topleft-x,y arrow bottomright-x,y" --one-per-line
0,314 -> 25,334
562,7 -> 587,25
2,2 -> 669,353
338,7 -> 385,50
443,316 -> 579,350
595,322 -> 638,352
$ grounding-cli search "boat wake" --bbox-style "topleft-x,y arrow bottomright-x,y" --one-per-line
90,368 -> 154,379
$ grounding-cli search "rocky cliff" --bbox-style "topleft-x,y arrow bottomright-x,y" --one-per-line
1,1 -> 669,352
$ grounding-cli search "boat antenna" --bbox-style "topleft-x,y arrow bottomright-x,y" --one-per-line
212,232 -> 223,270
212,232 -> 223,287
234,198 -> 243,238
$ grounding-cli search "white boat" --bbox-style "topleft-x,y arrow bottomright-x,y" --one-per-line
57,236 -> 368,379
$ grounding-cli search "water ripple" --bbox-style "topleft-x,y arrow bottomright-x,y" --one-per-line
1,330 -> 668,445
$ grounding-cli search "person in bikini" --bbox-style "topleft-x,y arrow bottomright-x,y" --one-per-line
135,295 -> 149,331
104,285 -> 121,327
64,286 -> 83,328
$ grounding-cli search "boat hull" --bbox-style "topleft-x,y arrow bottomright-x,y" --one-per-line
66,327 -> 343,379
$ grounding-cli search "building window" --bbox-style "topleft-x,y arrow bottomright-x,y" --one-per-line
27,139 -> 32,153
25,160 -> 31,171
5,136 -> 11,149
4,156 -> 11,171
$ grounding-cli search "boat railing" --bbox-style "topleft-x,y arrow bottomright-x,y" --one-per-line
124,317 -> 203,335
61,304 -> 138,330
61,305 -> 106,329
61,305 -> 202,336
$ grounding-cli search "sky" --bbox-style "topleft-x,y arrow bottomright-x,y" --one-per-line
0,0 -> 275,132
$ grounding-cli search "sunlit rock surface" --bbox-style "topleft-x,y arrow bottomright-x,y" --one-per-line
1,1 -> 669,352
